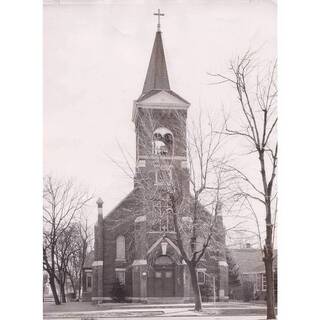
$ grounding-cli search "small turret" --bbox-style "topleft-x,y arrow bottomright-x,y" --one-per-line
93,197 -> 104,302
96,197 -> 104,223
214,201 -> 229,301
96,197 -> 104,208
215,201 -> 225,246
95,197 -> 104,261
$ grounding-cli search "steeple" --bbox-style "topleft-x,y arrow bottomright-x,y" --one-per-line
132,11 -> 190,122
142,30 -> 170,94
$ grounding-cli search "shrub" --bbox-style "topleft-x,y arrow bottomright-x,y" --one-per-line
110,279 -> 127,302
242,281 -> 254,302
200,282 -> 213,302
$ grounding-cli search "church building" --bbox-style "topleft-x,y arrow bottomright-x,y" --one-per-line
84,14 -> 229,303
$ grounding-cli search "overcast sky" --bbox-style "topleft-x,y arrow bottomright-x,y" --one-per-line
44,0 -> 276,244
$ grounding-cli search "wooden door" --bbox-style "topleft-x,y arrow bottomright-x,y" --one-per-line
154,267 -> 175,297
162,269 -> 174,296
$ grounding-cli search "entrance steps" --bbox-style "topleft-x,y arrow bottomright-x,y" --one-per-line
146,297 -> 188,304
43,296 -> 55,303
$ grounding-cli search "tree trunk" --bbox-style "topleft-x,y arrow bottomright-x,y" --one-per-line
69,275 -> 76,298
170,194 -> 202,312
49,274 -> 60,305
189,264 -> 202,312
264,204 -> 276,319
59,278 -> 67,303
264,251 -> 275,319
78,271 -> 82,300
61,286 -> 66,303
259,151 -> 276,319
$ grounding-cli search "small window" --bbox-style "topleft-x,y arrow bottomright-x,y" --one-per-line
151,200 -> 175,232
155,272 -> 162,278
116,235 -> 125,261
116,270 -> 126,285
165,271 -> 173,278
262,273 -> 267,291
197,271 -> 205,284
86,274 -> 92,292
242,273 -> 249,281
155,168 -> 172,185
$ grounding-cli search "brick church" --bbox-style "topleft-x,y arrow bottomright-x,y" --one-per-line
83,17 -> 229,303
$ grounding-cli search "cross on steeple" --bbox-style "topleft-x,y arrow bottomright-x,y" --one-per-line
154,9 -> 164,32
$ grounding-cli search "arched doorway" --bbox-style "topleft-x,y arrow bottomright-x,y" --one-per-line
150,255 -> 175,297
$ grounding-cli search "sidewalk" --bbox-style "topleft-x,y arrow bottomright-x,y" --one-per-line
43,302 -> 267,319
44,309 -> 266,319
44,301 -> 266,313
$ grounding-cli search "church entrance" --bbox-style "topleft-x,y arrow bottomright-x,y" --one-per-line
154,266 -> 175,297
149,255 -> 175,297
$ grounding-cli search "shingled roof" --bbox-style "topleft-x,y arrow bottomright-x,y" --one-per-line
230,248 -> 277,274
135,28 -> 191,107
142,31 -> 170,94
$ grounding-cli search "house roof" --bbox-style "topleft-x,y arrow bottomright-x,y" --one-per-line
83,250 -> 94,269
142,31 -> 170,94
230,248 -> 277,274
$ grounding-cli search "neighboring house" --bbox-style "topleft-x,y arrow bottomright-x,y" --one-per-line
229,244 -> 277,301
88,21 -> 229,304
43,272 -> 51,297
43,271 -> 74,302
82,251 -> 95,301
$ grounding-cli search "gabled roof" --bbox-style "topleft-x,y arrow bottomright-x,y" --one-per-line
230,248 -> 277,274
142,31 -> 170,94
147,235 -> 181,257
136,89 -> 190,105
103,189 -> 138,221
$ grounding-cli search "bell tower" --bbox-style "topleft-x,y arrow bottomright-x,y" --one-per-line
132,14 -> 190,190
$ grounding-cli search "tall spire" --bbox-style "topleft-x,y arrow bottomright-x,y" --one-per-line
142,12 -> 170,94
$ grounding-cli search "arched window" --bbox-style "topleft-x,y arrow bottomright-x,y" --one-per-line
116,235 -> 125,261
152,127 -> 173,156
154,255 -> 173,265
86,273 -> 92,292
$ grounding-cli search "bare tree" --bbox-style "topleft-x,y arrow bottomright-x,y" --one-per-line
210,51 -> 277,319
55,223 -> 79,302
67,218 -> 93,300
43,176 -> 93,305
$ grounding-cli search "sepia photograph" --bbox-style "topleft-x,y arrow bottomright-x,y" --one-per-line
4,0 -> 320,319
42,1 -> 278,319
